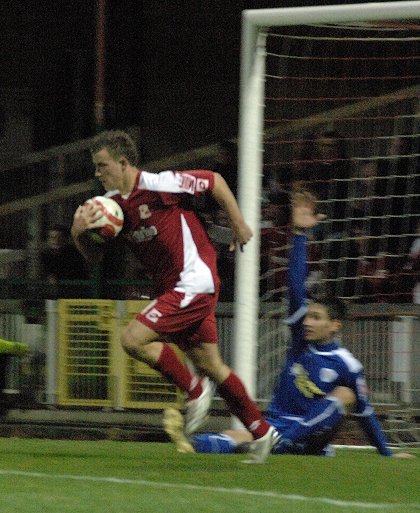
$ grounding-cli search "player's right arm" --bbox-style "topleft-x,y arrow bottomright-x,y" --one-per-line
139,169 -> 252,252
286,191 -> 322,352
71,203 -> 106,263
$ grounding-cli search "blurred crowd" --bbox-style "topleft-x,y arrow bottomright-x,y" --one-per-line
198,130 -> 419,305
31,131 -> 419,305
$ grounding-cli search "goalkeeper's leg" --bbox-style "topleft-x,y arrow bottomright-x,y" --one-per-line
191,429 -> 253,454
163,410 -> 251,454
189,387 -> 355,455
271,387 -> 356,455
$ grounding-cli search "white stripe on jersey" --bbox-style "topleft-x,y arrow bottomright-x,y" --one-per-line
285,304 -> 308,325
309,345 -> 363,373
174,214 -> 215,307
139,170 -> 198,195
353,405 -> 375,417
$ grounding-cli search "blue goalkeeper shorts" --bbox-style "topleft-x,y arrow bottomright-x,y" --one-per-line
265,414 -> 338,456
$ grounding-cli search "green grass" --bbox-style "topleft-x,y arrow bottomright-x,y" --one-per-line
0,438 -> 418,513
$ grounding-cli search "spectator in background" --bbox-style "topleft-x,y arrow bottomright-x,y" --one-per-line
358,251 -> 399,303
340,222 -> 403,303
371,135 -> 419,250
195,139 -> 238,225
397,219 -> 420,304
40,224 -> 88,298
348,160 -> 378,225
408,220 -> 420,304
289,130 -> 352,296
292,129 -> 351,239
206,208 -> 236,301
259,200 -> 289,301
345,133 -> 419,302
210,139 -> 238,195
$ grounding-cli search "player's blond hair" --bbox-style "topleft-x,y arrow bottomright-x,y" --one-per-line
91,130 -> 139,166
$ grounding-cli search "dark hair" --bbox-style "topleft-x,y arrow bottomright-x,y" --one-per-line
91,130 -> 139,166
317,296 -> 347,321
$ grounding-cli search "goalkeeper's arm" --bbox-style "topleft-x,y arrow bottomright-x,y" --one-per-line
356,411 -> 393,456
356,412 -> 416,458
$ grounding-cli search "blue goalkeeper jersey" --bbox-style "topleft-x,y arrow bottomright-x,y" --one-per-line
267,234 -> 392,455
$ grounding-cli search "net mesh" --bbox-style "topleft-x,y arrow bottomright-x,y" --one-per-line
256,20 -> 420,411
261,21 -> 419,303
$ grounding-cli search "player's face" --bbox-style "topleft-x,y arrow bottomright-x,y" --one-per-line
92,148 -> 124,191
303,303 -> 341,343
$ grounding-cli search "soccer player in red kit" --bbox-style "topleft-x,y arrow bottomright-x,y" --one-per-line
71,130 -> 278,463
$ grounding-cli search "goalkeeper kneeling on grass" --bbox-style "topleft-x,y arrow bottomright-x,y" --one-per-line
164,191 -> 414,459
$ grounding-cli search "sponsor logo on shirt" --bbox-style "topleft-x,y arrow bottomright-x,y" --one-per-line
320,367 -> 338,383
291,363 -> 325,398
139,204 -> 152,219
130,226 -> 158,242
196,178 -> 209,191
145,307 -> 163,323
176,173 -> 196,194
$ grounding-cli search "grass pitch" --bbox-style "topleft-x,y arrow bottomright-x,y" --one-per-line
0,438 -> 418,513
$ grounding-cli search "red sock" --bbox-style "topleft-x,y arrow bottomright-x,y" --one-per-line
218,372 -> 270,439
154,344 -> 202,399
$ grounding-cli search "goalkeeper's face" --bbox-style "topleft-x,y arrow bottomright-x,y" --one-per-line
303,303 -> 342,344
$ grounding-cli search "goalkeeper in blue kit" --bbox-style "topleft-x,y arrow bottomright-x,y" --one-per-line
164,191 -> 414,460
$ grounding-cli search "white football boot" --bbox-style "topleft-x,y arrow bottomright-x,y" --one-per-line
242,425 -> 280,464
184,376 -> 215,436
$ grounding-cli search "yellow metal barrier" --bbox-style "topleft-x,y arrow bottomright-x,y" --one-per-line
57,299 -> 183,409
119,300 -> 183,409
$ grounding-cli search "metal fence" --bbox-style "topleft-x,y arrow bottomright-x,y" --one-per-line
1,300 -> 417,405
0,299 -> 418,444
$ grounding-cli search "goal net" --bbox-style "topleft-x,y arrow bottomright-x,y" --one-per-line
234,2 -> 420,443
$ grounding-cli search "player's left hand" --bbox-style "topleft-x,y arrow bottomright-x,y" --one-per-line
392,452 -> 416,459
230,221 -> 253,252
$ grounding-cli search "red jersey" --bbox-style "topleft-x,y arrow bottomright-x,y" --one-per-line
107,170 -> 220,303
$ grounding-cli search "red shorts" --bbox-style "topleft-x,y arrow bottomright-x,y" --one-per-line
136,289 -> 219,350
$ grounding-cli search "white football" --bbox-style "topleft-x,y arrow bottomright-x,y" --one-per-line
84,196 -> 124,242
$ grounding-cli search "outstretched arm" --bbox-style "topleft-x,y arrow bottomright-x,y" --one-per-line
287,191 -> 325,349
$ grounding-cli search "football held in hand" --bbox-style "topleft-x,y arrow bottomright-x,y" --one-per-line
84,196 -> 124,242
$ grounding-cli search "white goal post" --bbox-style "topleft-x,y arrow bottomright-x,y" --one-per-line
234,1 -> 420,401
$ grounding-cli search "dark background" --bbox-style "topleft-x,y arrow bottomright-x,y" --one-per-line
0,0 -> 399,162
